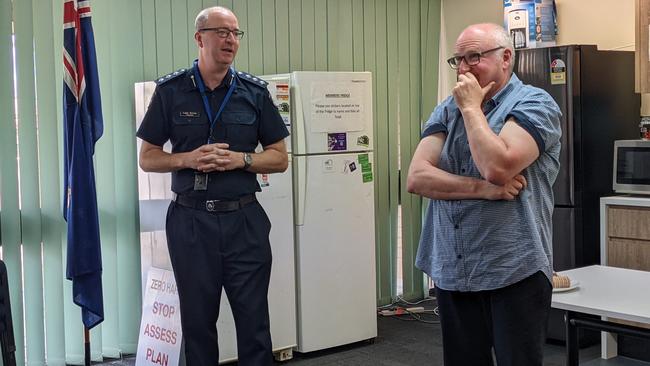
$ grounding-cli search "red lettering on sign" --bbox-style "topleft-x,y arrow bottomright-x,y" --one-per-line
152,301 -> 176,318
145,347 -> 169,366
143,323 -> 178,345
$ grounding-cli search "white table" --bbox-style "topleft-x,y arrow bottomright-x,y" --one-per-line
552,265 -> 650,365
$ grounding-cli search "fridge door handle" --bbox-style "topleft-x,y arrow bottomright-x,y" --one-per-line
291,79 -> 307,154
294,155 -> 307,226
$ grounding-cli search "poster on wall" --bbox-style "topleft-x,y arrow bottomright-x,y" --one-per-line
503,0 -> 557,49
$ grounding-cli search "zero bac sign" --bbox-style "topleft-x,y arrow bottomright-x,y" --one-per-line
136,268 -> 183,366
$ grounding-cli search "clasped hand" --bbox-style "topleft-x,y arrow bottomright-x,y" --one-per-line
452,73 -> 495,112
191,143 -> 242,172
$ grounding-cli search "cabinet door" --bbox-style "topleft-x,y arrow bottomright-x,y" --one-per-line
608,238 -> 650,271
607,206 -> 650,241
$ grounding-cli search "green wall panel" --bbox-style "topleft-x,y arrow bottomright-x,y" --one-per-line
133,0 -> 441,305
300,0 -> 315,70
1,2 -> 441,363
14,0 -> 47,362
34,0 -> 66,362
0,0 -> 25,363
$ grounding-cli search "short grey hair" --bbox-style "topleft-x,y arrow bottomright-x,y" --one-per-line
195,6 -> 235,31
195,9 -> 209,31
490,24 -> 516,73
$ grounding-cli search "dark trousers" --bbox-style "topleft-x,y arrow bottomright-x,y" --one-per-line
435,271 -> 552,366
166,200 -> 273,366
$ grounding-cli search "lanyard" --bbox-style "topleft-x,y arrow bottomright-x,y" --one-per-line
193,60 -> 237,144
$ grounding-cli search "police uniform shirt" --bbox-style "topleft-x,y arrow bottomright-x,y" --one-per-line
137,66 -> 289,200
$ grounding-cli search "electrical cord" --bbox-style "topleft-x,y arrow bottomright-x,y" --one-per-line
377,294 -> 440,324
385,308 -> 440,324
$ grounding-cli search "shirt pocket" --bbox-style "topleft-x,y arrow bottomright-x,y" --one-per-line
222,111 -> 258,150
170,114 -> 209,147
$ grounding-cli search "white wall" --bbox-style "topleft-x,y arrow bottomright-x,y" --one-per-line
439,0 -> 640,108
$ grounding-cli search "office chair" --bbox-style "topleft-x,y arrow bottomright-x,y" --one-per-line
0,260 -> 16,366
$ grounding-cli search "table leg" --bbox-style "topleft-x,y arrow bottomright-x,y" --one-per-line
565,311 -> 579,366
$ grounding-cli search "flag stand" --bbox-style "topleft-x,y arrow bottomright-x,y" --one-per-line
84,327 -> 90,366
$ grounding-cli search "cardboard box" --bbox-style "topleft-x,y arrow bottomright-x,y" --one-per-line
504,0 -> 557,49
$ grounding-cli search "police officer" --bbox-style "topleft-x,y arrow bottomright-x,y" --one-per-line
136,6 -> 289,366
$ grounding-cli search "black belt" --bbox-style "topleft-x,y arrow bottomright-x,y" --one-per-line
173,193 -> 256,212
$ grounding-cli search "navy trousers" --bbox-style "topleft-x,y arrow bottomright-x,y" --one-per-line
435,271 -> 552,366
166,200 -> 273,366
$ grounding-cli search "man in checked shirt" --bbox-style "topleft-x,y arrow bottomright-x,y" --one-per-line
407,23 -> 561,366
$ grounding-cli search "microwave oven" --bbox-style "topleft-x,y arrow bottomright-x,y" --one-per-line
613,139 -> 650,194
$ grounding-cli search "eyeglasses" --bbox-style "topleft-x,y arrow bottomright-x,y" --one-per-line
447,46 -> 504,69
199,27 -> 245,40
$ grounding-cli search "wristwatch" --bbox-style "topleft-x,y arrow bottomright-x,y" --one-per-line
242,152 -> 253,170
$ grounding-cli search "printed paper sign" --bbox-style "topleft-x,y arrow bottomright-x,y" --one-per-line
310,81 -> 366,133
136,268 -> 183,366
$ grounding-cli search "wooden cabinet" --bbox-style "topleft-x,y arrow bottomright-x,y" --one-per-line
600,196 -> 650,358
637,0 -> 650,93
606,205 -> 650,271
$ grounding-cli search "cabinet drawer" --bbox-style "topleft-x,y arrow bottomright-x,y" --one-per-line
608,238 -> 650,271
607,206 -> 650,240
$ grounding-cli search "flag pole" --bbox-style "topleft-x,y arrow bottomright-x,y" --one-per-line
84,327 -> 90,366
63,1 -> 104,363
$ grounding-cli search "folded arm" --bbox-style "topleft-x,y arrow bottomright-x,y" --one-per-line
406,133 -> 526,201
453,72 -> 540,185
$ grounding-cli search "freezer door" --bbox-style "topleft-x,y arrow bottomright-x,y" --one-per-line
514,46 -> 575,206
551,206 -> 577,271
291,71 -> 373,155
293,153 -> 377,352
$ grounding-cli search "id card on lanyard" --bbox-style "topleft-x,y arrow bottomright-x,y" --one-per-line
192,60 -> 237,190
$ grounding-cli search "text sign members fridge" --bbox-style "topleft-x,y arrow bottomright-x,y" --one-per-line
292,72 -> 373,155
290,71 -> 377,352
310,81 -> 366,132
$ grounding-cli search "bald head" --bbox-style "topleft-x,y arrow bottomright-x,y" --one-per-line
195,6 -> 236,31
457,23 -> 515,72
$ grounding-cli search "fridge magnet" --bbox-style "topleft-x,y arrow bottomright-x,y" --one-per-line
348,161 -> 357,172
357,135 -> 369,147
258,173 -> 270,187
362,171 -> 373,183
327,132 -> 347,151
357,153 -> 370,165
550,58 -> 566,85
276,83 -> 289,95
361,162 -> 372,174
323,158 -> 335,173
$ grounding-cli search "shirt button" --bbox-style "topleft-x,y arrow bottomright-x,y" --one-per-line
457,255 -> 462,259
454,224 -> 459,229
461,168 -> 466,173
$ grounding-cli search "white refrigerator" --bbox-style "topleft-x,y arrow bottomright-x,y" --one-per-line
134,81 -> 296,363
289,71 -> 377,352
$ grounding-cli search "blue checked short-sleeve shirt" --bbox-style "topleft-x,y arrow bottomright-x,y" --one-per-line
415,73 -> 562,291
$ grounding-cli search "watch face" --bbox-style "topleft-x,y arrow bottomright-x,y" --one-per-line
244,153 -> 253,166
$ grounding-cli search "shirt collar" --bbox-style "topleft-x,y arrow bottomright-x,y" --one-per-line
186,60 -> 236,92
488,73 -> 521,106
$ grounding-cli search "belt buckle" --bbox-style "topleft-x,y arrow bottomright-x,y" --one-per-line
205,199 -> 220,212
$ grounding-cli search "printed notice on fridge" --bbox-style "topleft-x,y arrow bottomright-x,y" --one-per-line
310,81 -> 365,132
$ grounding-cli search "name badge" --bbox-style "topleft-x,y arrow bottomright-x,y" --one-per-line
180,111 -> 200,118
194,173 -> 208,191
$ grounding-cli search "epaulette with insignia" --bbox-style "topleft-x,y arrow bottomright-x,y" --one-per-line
156,68 -> 187,85
236,70 -> 268,88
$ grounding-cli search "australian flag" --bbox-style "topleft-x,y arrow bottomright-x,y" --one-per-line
62,0 -> 104,329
